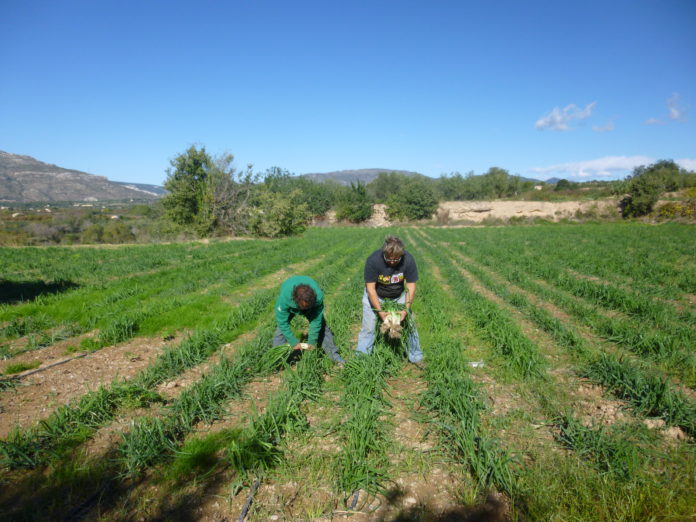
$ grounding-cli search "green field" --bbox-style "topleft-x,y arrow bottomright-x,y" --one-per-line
0,224 -> 694,521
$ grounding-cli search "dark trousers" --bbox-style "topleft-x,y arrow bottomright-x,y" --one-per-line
273,316 -> 342,361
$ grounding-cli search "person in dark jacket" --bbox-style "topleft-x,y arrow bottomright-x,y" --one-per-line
274,275 -> 345,365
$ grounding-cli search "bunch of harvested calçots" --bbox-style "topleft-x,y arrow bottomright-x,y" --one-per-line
379,311 -> 403,339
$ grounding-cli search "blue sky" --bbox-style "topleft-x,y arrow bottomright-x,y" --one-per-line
1,0 -> 695,184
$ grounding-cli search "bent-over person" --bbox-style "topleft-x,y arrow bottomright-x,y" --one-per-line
274,275 -> 345,365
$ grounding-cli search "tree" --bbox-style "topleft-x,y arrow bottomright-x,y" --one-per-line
162,146 -> 259,236
621,173 -> 662,217
335,182 -> 373,223
162,145 -> 212,226
555,179 -> 572,191
249,188 -> 311,237
199,153 -> 259,235
367,172 -> 412,203
261,168 -> 335,217
385,178 -> 438,221
620,160 -> 688,218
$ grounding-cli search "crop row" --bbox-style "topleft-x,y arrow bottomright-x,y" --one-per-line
0,232 -> 335,345
435,224 -> 696,297
0,229 -> 370,362
427,230 -> 695,387
0,238 -> 262,284
420,232 -> 695,437
461,232 -> 696,339
200,269 -> 366,499
409,232 -> 674,499
0,237 -> 371,470
408,252 -> 519,500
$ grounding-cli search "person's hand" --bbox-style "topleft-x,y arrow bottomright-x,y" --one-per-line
378,311 -> 388,322
292,343 -> 303,351
399,310 -> 408,323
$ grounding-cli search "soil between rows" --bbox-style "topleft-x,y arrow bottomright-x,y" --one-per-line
0,335 -> 176,438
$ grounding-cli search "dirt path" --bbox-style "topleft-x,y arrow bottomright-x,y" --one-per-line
0,335 -> 176,438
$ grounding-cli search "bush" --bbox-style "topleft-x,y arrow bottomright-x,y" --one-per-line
80,224 -> 104,244
385,179 -> 438,221
102,221 -> 136,244
621,174 -> 662,218
249,189 -> 311,237
335,182 -> 373,223
655,190 -> 696,220
621,160 -> 696,218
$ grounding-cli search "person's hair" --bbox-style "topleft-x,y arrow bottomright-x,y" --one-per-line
292,284 -> 316,309
382,235 -> 405,258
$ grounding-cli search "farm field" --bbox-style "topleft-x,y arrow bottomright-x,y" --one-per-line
0,223 -> 694,521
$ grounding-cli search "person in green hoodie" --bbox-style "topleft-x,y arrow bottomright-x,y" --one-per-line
274,275 -> 346,365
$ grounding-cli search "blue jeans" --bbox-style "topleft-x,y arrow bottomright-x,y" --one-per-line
356,289 -> 423,363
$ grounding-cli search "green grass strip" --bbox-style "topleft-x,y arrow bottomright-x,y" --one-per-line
445,250 -> 696,436
406,239 -> 520,499
555,413 -> 641,481
419,240 -> 546,381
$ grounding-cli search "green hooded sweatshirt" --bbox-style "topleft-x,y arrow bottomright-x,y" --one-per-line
275,275 -> 324,346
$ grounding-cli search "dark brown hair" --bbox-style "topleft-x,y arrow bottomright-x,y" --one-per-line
292,284 -> 316,309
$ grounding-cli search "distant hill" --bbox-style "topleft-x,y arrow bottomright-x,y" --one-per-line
112,181 -> 167,197
0,151 -> 164,203
301,168 -> 423,186
302,168 -> 545,186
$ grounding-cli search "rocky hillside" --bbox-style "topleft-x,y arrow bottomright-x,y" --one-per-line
0,151 -> 163,203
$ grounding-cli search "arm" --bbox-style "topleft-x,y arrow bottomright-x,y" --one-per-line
306,302 -> 324,346
400,281 -> 417,322
275,304 -> 299,347
366,282 -> 387,322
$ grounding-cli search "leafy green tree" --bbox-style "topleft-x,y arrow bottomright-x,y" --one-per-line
262,168 -> 335,216
162,146 -> 259,236
385,178 -> 438,221
162,146 -> 212,226
249,188 -> 311,237
335,182 -> 373,223
367,172 -> 413,203
555,179 -> 572,191
435,168 -> 525,200
436,172 -> 474,200
621,160 -> 690,217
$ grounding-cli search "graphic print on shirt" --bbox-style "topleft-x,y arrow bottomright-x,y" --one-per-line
378,273 -> 404,285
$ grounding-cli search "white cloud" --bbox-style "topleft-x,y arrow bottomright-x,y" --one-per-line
535,102 -> 597,131
647,93 -> 688,124
677,158 -> 696,171
645,117 -> 663,125
592,120 -> 615,132
529,155 -> 654,179
529,156 -> 696,180
530,156 -> 696,179
667,92 -> 687,121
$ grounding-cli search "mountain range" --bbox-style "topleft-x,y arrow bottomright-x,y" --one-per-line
0,151 -> 164,203
0,151 -> 552,203
301,168 -> 424,186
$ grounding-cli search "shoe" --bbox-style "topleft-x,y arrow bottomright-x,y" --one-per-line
411,360 -> 425,370
332,356 -> 346,367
